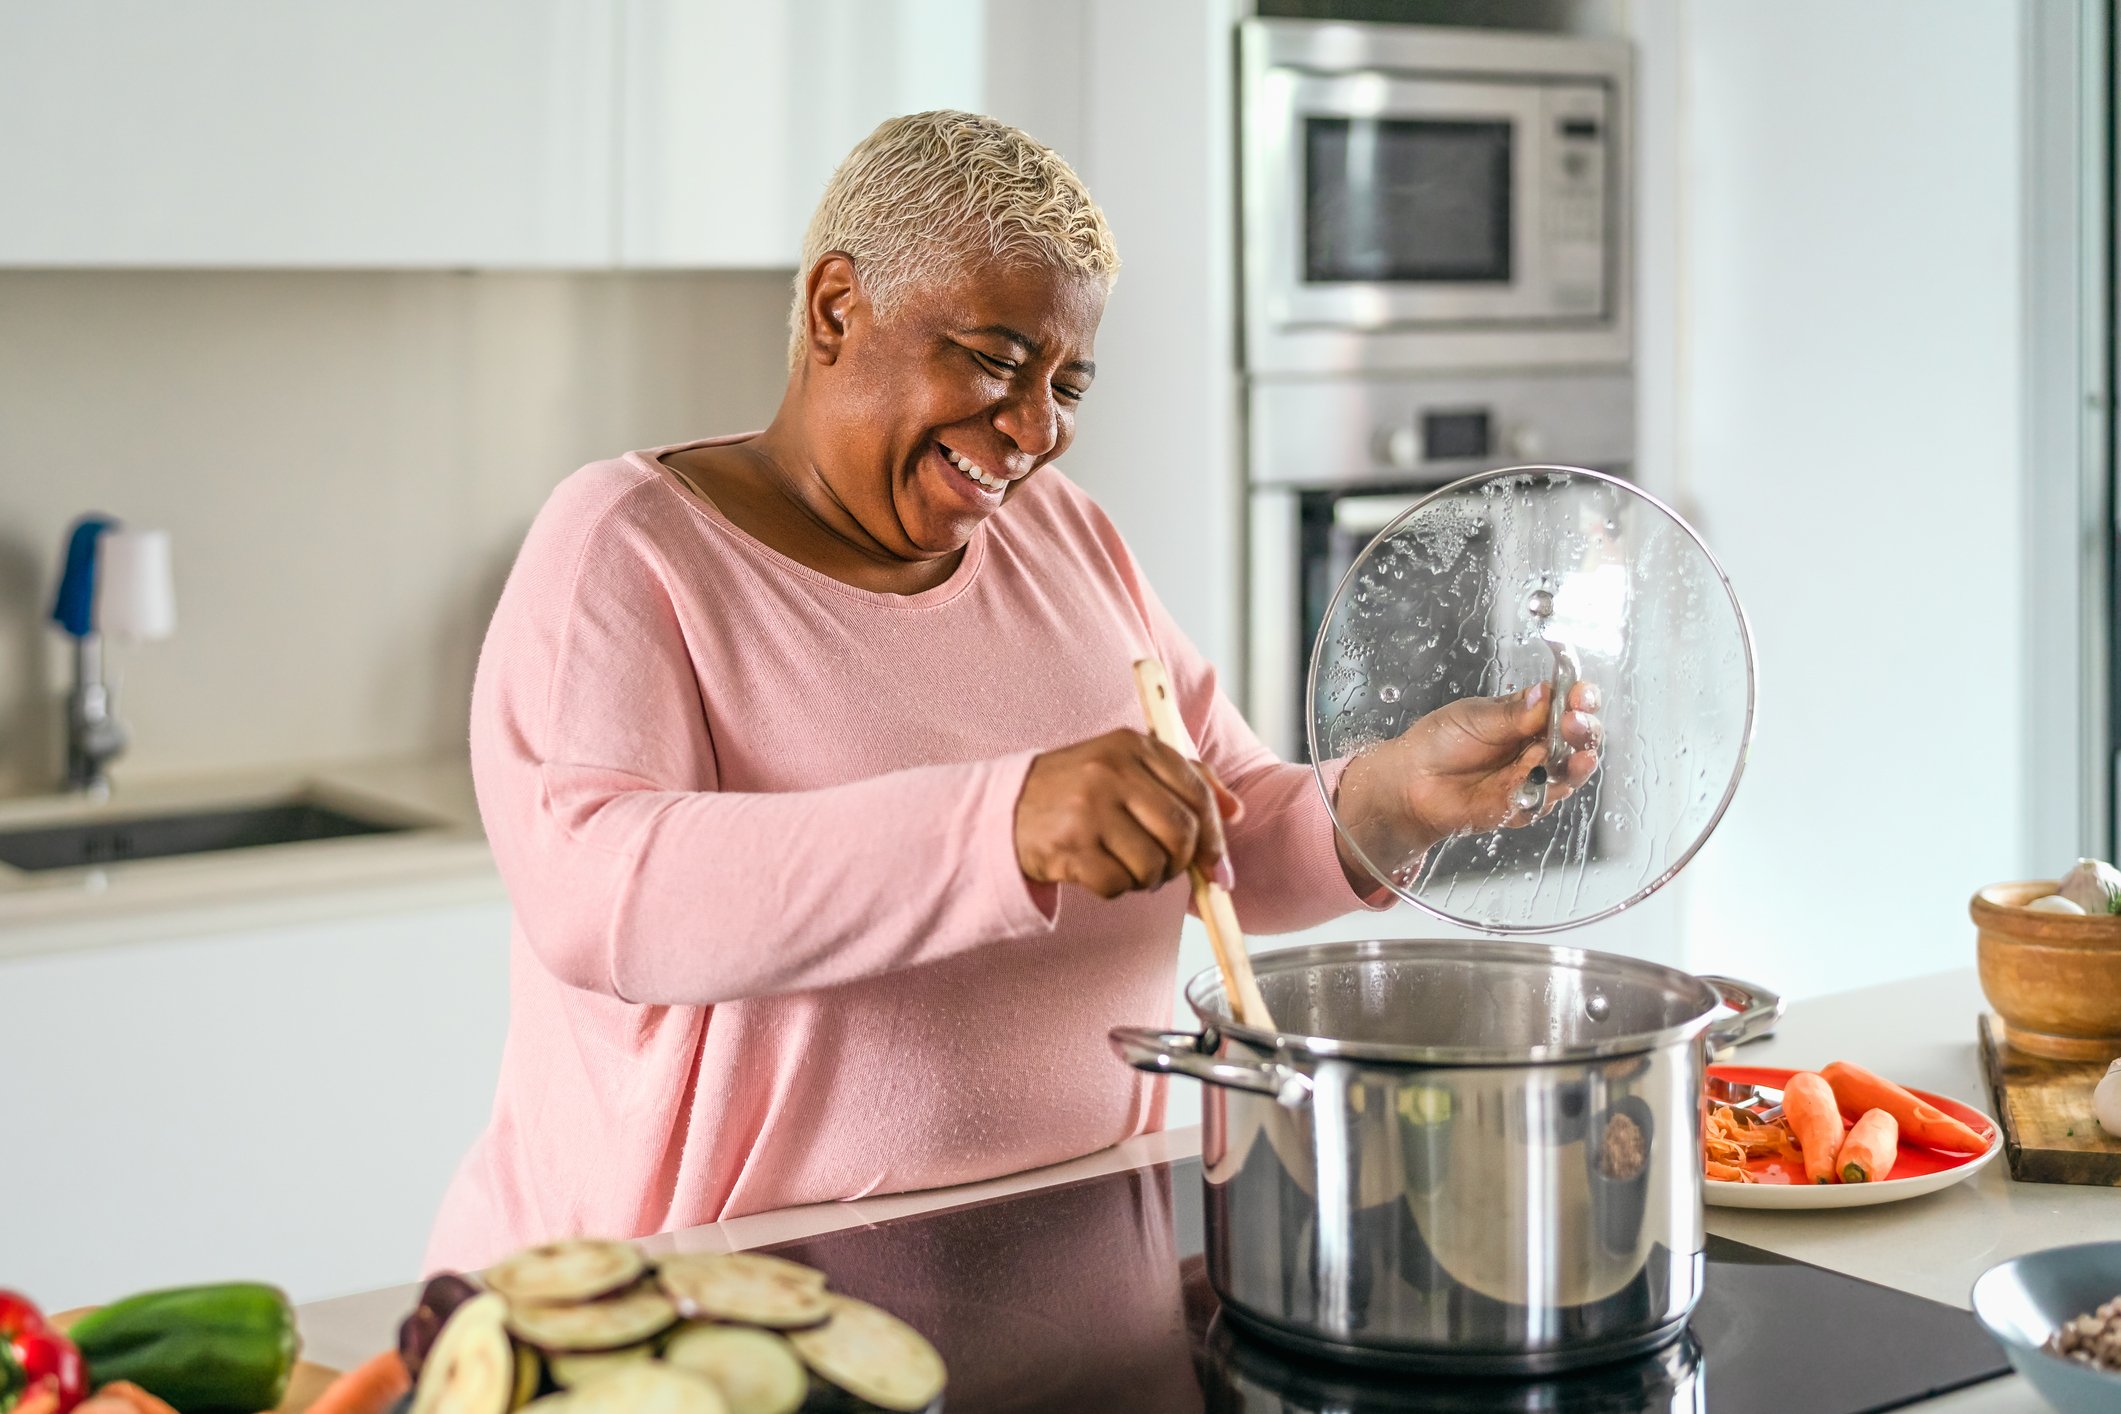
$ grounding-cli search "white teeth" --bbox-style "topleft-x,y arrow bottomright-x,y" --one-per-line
943,446 -> 1005,492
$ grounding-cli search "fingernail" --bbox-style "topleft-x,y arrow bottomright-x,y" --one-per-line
1211,855 -> 1237,890
1579,682 -> 1602,710
1525,682 -> 1548,709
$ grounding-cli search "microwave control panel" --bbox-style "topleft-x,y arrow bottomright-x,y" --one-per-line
1542,83 -> 1611,317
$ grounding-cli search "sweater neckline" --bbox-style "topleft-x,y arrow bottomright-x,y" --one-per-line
633,436 -> 989,611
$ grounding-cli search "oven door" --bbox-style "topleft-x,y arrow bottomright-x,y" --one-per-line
1249,68 -> 1609,332
1251,486 -> 1433,763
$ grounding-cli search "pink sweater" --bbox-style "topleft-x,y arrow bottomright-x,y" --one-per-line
425,437 -> 1363,1272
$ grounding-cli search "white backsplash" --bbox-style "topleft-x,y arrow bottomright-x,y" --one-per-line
0,269 -> 791,795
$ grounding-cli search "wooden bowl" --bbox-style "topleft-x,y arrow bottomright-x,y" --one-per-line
1972,881 -> 2121,1060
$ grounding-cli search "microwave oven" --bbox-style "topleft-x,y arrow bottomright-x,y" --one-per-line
1240,20 -> 1631,375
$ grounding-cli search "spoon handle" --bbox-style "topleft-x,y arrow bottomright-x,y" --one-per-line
1131,658 -> 1276,1031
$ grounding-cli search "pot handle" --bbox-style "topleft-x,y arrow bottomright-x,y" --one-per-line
1699,975 -> 1784,1052
1108,1027 -> 1313,1108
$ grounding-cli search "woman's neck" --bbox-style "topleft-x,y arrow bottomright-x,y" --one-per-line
665,420 -> 964,596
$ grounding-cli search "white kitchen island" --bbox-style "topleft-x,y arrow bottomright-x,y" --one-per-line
296,968 -> 2109,1410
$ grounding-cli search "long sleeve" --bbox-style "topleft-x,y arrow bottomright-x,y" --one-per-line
1118,544 -> 1381,936
470,476 -> 1056,1009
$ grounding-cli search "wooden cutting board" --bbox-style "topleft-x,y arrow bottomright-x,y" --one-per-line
1978,1012 -> 2121,1185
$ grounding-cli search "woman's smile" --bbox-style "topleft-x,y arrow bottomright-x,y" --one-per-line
937,439 -> 1009,494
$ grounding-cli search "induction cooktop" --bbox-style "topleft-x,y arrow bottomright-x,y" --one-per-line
759,1157 -> 2010,1413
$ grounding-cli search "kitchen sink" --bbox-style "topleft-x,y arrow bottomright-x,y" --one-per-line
0,800 -> 415,872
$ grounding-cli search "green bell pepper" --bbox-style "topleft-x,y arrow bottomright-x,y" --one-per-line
67,1284 -> 298,1414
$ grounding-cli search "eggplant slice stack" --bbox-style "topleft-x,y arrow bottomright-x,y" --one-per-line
400,1238 -> 944,1414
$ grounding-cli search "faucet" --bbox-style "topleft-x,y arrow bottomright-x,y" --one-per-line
64,632 -> 128,795
50,516 -> 172,797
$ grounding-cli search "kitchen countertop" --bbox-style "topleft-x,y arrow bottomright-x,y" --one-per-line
295,967 -> 2103,1410
0,756 -> 501,960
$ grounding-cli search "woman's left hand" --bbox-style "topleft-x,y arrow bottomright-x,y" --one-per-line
1331,680 -> 1603,892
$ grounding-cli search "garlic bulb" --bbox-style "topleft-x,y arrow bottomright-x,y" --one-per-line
2095,1060 -> 2121,1139
2027,894 -> 2088,914
2057,859 -> 2121,915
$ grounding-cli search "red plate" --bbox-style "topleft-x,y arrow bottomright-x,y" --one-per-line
1707,1064 -> 1999,1188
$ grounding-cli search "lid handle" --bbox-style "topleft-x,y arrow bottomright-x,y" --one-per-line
1513,589 -> 1583,814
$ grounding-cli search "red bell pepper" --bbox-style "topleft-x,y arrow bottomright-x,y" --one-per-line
0,1293 -> 85,1414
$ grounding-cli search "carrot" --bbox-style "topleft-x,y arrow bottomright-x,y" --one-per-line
305,1351 -> 411,1414
74,1384 -> 178,1414
1835,1108 -> 1899,1182
1782,1071 -> 1847,1184
1820,1060 -> 1989,1154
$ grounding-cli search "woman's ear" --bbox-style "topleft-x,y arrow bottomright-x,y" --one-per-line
802,253 -> 861,365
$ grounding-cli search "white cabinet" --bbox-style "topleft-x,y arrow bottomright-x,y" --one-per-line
619,0 -> 984,267
0,899 -> 513,1308
0,1 -> 616,267
0,0 -> 985,269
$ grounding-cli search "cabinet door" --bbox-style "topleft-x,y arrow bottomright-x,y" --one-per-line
0,1 -> 615,267
619,0 -> 984,268
0,901 -> 512,1308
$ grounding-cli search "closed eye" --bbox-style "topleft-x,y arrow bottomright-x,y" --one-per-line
972,350 -> 1017,377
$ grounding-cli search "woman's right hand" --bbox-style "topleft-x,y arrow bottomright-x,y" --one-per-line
1016,730 -> 1241,899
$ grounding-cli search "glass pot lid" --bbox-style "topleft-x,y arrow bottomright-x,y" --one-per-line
1308,466 -> 1755,934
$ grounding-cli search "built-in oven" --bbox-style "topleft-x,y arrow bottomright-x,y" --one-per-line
1240,19 -> 1631,375
1247,370 -> 1635,763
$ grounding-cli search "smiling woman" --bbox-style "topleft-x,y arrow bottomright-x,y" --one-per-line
424,111 -> 1600,1273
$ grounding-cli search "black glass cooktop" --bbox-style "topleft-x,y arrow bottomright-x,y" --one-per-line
759,1157 -> 2009,1413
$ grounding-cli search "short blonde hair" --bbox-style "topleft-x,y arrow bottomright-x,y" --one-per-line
789,110 -> 1119,365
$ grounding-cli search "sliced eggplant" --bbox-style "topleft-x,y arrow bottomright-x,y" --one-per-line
412,1293 -> 517,1414
512,1344 -> 542,1409
545,1343 -> 657,1390
563,1364 -> 730,1414
787,1296 -> 946,1414
486,1240 -> 646,1306
402,1272 -> 485,1382
507,1284 -> 677,1353
663,1325 -> 807,1414
656,1253 -> 829,1329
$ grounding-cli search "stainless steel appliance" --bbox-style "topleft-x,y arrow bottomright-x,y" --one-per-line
1246,373 -> 1634,760
1240,20 -> 1631,376
1112,940 -> 1782,1374
1238,19 -> 1636,759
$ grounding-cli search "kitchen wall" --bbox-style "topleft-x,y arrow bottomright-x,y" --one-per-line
1638,0 -> 2032,997
0,270 -> 790,795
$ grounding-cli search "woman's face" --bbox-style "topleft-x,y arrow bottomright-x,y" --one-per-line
807,256 -> 1104,560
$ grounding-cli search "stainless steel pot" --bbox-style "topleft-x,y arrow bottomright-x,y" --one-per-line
1110,939 -> 1781,1375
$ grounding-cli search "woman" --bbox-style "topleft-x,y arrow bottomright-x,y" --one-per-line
426,112 -> 1599,1270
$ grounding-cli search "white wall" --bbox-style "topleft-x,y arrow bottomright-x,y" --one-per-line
983,0 -> 1246,685
1652,1 -> 2029,998
0,271 -> 789,794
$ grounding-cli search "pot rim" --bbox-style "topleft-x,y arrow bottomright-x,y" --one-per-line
1185,937 -> 1727,1066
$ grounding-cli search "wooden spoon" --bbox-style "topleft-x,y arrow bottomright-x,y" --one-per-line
1131,658 -> 1275,1031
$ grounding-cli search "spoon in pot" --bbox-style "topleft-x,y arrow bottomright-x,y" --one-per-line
1132,658 -> 1276,1031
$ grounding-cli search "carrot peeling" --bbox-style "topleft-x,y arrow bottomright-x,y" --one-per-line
1835,1108 -> 1899,1182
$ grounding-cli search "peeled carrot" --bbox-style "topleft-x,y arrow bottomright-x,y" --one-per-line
1835,1107 -> 1899,1182
304,1352 -> 411,1414
1782,1071 -> 1847,1184
1820,1061 -> 1989,1154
